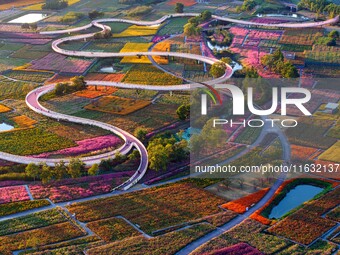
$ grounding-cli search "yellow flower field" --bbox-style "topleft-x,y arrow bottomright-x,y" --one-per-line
113,25 -> 159,37
0,104 -> 11,113
152,42 -> 171,65
23,0 -> 80,10
11,115 -> 37,128
120,42 -> 153,64
319,141 -> 340,162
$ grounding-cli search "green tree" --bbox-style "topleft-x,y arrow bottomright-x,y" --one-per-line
200,10 -> 212,21
184,22 -> 201,36
329,30 -> 339,39
54,160 -> 67,180
88,10 -> 104,20
176,104 -> 190,120
41,163 -> 53,184
281,62 -> 299,78
25,163 -> 41,182
220,57 -> 232,65
128,150 -> 140,161
88,164 -> 99,176
71,76 -> 86,91
175,2 -> 184,13
209,61 -> 226,78
148,144 -> 168,171
134,127 -> 148,142
67,158 -> 84,178
55,82 -> 68,96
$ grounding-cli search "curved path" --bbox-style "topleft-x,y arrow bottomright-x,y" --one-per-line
0,84 -> 148,190
40,13 -> 339,36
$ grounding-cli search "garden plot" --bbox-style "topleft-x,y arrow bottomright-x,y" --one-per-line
30,53 -> 94,74
114,25 -> 159,38
84,95 -> 151,115
120,42 -> 153,64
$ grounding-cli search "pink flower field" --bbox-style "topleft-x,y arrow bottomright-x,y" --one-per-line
30,171 -> 134,202
30,53 -> 94,74
32,134 -> 123,158
202,242 -> 263,255
250,17 -> 290,24
0,186 -> 30,204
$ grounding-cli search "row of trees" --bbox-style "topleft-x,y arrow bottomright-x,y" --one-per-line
24,149 -> 140,184
260,49 -> 299,78
25,158 -> 96,184
298,0 -> 340,18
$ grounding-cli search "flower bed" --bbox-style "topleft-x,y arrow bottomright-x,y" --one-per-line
11,115 -> 37,128
327,206 -> 340,222
221,188 -> 270,214
32,134 -> 123,158
122,64 -> 182,85
73,86 -> 118,99
267,210 -> 336,245
67,182 -> 226,234
0,104 -> 11,113
114,25 -> 159,37
0,180 -> 27,188
291,144 -> 320,161
227,219 -> 291,254
3,70 -> 54,83
279,28 -> 323,46
250,18 -> 289,24
152,41 -> 171,64
85,73 -> 125,82
0,186 -> 30,204
0,222 -> 85,255
167,0 -> 196,6
0,199 -> 50,217
120,43 -> 153,64
0,0 -> 43,10
87,223 -> 214,255
87,217 -> 140,242
84,95 -> 151,115
0,208 -> 67,236
29,172 -> 133,203
0,77 -> 39,100
202,242 -> 263,255
30,53 -> 94,74
0,128 -> 76,155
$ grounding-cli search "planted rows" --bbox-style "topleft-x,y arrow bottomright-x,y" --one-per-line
68,182 -> 226,234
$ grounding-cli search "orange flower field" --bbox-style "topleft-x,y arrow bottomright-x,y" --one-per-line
291,144 -> 320,161
0,104 -> 11,113
221,188 -> 270,214
11,115 -> 37,128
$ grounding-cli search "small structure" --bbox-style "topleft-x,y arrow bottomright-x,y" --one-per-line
324,102 -> 339,114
